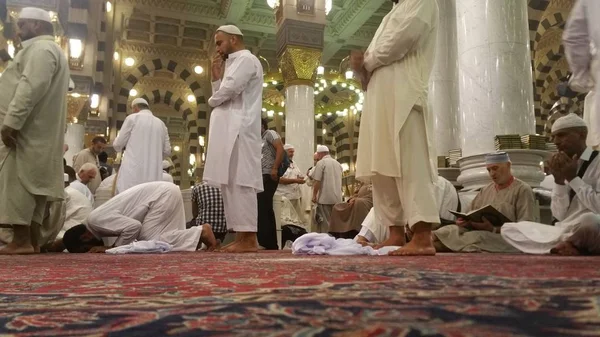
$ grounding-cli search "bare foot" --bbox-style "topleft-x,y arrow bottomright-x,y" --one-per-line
389,222 -> 435,256
356,235 -> 371,247
198,224 -> 219,251
221,232 -> 259,253
550,241 -> 580,256
0,243 -> 36,255
374,225 -> 406,249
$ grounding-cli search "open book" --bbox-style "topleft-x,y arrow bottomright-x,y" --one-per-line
449,205 -> 512,227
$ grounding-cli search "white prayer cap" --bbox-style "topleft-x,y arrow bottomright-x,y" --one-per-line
162,160 -> 172,169
284,144 -> 294,150
316,145 -> 329,153
19,7 -> 52,23
485,152 -> 511,165
131,98 -> 149,108
63,173 -> 69,182
551,113 -> 587,133
216,25 -> 243,36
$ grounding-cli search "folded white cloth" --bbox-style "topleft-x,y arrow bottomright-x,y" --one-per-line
105,240 -> 173,254
292,233 -> 400,256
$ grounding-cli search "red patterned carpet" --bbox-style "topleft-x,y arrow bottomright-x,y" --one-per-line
1,252 -> 600,336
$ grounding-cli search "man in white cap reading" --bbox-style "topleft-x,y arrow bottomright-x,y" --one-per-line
432,152 -> 535,253
349,0 -> 440,255
0,7 -> 70,254
310,145 -> 343,233
276,143 -> 307,225
113,97 -> 171,193
502,114 -> 600,255
204,24 -> 264,252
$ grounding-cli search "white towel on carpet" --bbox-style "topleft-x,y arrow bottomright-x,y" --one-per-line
106,240 -> 173,254
292,233 -> 401,256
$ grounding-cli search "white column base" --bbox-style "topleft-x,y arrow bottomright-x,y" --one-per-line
457,149 -> 550,191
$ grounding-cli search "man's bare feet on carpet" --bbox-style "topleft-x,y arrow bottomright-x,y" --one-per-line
550,241 -> 580,256
197,224 -> 219,251
374,225 -> 406,249
0,243 -> 36,255
389,223 -> 436,256
220,232 -> 258,253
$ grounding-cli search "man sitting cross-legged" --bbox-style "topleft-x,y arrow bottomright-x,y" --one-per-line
502,114 -> 600,255
63,181 -> 218,253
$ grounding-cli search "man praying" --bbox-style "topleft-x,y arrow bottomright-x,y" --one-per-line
72,136 -> 106,193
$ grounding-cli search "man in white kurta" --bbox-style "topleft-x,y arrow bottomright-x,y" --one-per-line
70,163 -> 96,204
502,114 -> 600,255
72,136 -> 106,194
276,144 -> 307,226
62,182 -> 218,253
351,0 -> 440,255
113,98 -> 171,194
0,8 -> 70,254
204,25 -> 263,253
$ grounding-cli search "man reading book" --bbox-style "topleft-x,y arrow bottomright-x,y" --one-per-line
433,152 -> 536,252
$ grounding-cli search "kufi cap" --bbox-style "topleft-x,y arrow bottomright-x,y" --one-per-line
283,144 -> 294,150
162,160 -> 173,169
64,173 -> 69,182
216,25 -> 243,36
485,152 -> 510,165
551,113 -> 587,133
316,145 -> 329,153
131,98 -> 149,108
19,7 -> 52,23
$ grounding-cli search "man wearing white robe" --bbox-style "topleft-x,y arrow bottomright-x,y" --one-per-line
162,159 -> 175,183
563,0 -> 600,148
69,163 -> 96,204
204,25 -> 263,253
276,144 -> 307,226
350,0 -> 440,255
0,7 -> 70,254
62,181 -> 218,253
113,98 -> 171,194
502,114 -> 600,255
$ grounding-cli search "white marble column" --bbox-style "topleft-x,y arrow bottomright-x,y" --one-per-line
64,123 -> 85,166
456,0 -> 535,157
285,84 -> 315,176
429,0 -> 460,157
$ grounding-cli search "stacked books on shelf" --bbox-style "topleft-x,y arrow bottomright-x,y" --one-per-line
448,149 -> 462,167
546,143 -> 558,152
494,135 -> 522,150
520,134 -> 546,150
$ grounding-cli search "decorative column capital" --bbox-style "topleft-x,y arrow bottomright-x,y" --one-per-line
279,46 -> 321,87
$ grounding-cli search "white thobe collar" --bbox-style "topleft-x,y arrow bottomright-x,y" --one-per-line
580,147 -> 594,161
21,35 -> 54,48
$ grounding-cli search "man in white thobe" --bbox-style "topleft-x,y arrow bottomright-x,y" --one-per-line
311,145 -> 343,233
204,25 -> 263,253
162,159 -> 174,183
62,182 -> 218,253
113,98 -> 171,194
563,0 -> 600,149
276,144 -> 307,226
502,114 -> 600,255
72,136 -> 106,194
69,163 -> 96,204
0,7 -> 70,254
356,175 -> 458,245
350,0 -> 440,255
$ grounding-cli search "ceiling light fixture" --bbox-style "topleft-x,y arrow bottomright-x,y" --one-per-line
124,57 -> 135,67
194,65 -> 203,74
129,89 -> 138,97
187,94 -> 196,103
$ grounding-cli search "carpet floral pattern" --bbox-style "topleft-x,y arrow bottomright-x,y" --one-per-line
0,253 -> 599,336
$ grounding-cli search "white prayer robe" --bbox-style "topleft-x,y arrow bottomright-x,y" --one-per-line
204,50 -> 263,232
563,0 -> 600,146
355,0 -> 438,182
58,186 -> 93,239
113,109 -> 171,194
69,180 -> 94,204
87,181 -> 202,251
502,148 -> 600,254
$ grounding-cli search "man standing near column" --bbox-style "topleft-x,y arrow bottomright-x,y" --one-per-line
311,145 -> 343,233
0,7 -> 70,254
204,25 -> 263,253
350,0 -> 440,255
113,98 -> 171,193
72,136 -> 106,193
277,143 -> 307,225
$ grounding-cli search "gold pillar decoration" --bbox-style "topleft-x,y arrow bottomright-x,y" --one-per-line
279,46 -> 322,87
66,95 -> 89,124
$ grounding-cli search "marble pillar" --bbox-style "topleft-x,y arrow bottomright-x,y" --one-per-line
429,0 -> 460,157
285,84 -> 315,177
456,0 -> 535,157
64,123 -> 85,166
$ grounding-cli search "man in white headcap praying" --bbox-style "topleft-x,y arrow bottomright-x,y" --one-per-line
349,0 -> 440,255
310,145 -> 343,233
432,152 -> 536,253
113,97 -> 171,193
276,143 -> 307,226
502,114 -> 600,255
203,24 -> 264,252
0,7 -> 70,254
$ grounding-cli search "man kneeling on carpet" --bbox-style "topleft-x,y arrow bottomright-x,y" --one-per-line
62,181 -> 218,253
502,114 -> 600,255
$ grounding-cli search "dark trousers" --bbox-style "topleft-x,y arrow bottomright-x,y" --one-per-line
257,174 -> 279,250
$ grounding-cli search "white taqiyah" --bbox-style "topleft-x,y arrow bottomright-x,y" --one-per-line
316,145 -> 329,153
131,98 -> 149,108
283,144 -> 294,150
551,113 -> 588,133
216,25 -> 243,36
19,7 -> 52,23
162,160 -> 172,170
